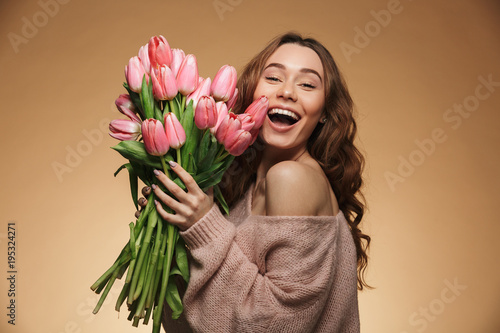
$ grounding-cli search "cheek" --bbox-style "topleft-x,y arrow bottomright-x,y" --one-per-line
253,82 -> 266,100
305,96 -> 325,119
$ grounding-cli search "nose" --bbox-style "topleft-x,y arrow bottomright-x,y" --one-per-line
277,81 -> 297,102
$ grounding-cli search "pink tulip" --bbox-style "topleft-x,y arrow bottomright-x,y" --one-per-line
186,77 -> 211,108
249,127 -> 259,145
244,96 -> 268,129
170,48 -> 185,77
142,119 -> 170,156
164,113 -> 186,149
226,87 -> 238,111
115,94 -> 135,112
194,96 -> 217,130
115,94 -> 141,123
138,44 -> 151,74
176,54 -> 199,96
237,113 -> 255,132
109,119 -> 141,141
225,130 -> 252,156
151,65 -> 178,101
148,35 -> 172,69
210,101 -> 229,135
215,113 -> 242,144
125,56 -> 148,93
211,65 -> 237,102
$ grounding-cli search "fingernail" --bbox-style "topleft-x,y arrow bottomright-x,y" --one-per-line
154,199 -> 159,205
169,161 -> 177,168
151,184 -> 157,190
153,169 -> 160,176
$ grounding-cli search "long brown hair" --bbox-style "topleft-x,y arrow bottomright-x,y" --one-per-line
219,32 -> 371,290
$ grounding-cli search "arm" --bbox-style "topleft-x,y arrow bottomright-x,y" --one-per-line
180,206 -> 340,333
153,161 -> 341,332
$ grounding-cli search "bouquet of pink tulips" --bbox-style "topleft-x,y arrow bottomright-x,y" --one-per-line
90,35 -> 268,333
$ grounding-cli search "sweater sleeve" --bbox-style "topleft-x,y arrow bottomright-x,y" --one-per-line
179,204 -> 342,333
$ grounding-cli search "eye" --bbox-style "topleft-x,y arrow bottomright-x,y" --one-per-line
265,76 -> 281,82
301,82 -> 316,89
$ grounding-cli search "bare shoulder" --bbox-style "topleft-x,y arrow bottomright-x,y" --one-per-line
265,160 -> 335,216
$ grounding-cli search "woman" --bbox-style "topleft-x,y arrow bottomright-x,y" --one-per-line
140,32 -> 370,332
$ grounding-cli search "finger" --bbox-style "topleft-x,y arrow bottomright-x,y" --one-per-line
168,161 -> 202,195
154,199 -> 189,230
138,197 -> 148,208
151,183 -> 186,214
153,169 -> 189,202
141,186 -> 151,197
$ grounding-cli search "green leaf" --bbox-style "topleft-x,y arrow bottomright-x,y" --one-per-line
187,153 -> 197,174
129,160 -> 152,186
165,278 -> 184,320
113,163 -> 138,208
112,141 -> 162,169
140,75 -> 154,118
193,160 -> 226,182
169,266 -> 182,276
125,163 -> 139,209
113,163 -> 127,177
180,100 -> 201,170
214,184 -> 230,216
170,95 -> 181,119
197,134 -> 219,173
154,101 -> 163,122
173,177 -> 186,191
194,155 -> 235,189
123,83 -> 145,120
196,130 -> 211,163
175,238 -> 190,283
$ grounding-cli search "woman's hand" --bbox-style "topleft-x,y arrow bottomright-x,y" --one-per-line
144,161 -> 213,231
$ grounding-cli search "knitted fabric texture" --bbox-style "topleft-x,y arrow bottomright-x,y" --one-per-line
162,184 -> 360,333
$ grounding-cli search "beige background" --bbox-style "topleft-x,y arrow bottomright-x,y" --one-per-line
1,0 -> 499,332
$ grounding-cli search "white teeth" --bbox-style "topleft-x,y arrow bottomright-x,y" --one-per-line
268,108 -> 300,121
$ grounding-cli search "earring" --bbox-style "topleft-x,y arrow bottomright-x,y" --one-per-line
320,117 -> 327,124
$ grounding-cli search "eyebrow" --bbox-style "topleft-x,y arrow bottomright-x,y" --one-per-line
264,63 -> 323,82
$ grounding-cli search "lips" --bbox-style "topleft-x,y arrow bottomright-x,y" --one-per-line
267,108 -> 301,127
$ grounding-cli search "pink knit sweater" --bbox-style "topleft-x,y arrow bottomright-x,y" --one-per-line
162,184 -> 360,332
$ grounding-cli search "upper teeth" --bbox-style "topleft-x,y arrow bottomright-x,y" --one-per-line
268,108 -> 300,121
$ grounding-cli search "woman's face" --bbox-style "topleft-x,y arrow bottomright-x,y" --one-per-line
253,43 -> 325,155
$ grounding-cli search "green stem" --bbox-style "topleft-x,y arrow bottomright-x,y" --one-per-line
133,245 -> 151,300
160,156 -> 171,179
214,149 -> 230,164
125,227 -> 144,284
180,95 -> 186,114
115,281 -> 131,312
90,246 -> 131,291
163,100 -> 170,117
92,268 -> 121,314
169,100 -> 175,116
152,224 -> 177,333
132,216 -> 163,322
129,222 -> 137,259
176,149 -> 182,169
128,208 -> 158,303
146,219 -> 164,309
133,193 -> 155,236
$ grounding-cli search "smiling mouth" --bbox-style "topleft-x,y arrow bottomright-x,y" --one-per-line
268,108 -> 300,126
